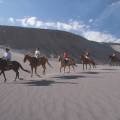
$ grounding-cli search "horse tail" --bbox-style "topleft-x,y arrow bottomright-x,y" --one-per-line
46,58 -> 53,68
19,63 -> 30,73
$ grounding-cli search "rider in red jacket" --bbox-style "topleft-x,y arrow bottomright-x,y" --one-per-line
63,51 -> 69,63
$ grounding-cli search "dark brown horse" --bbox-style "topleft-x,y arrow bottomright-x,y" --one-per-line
80,55 -> 96,70
58,56 -> 77,73
109,55 -> 120,66
23,54 -> 52,77
0,58 -> 30,82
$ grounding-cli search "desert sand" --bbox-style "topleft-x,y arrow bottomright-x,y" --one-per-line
0,50 -> 120,120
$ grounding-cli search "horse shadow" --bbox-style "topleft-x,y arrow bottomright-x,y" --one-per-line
81,71 -> 100,74
100,68 -> 118,71
13,79 -> 79,86
53,75 -> 86,80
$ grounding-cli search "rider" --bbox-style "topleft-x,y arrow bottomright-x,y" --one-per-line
84,51 -> 90,59
3,48 -> 12,61
34,48 -> 40,58
63,51 -> 69,64
112,52 -> 116,57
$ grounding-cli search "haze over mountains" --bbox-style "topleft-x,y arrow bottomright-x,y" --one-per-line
0,25 -> 119,63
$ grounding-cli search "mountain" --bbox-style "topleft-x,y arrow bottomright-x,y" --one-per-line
0,25 -> 118,64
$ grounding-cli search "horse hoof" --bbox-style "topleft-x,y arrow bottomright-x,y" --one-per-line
19,78 -> 24,80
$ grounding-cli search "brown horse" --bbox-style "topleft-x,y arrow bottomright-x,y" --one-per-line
109,55 -> 120,66
0,58 -> 30,82
23,54 -> 52,77
80,55 -> 96,70
58,56 -> 77,73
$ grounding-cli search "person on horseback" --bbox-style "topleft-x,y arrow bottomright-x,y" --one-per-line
3,48 -> 12,61
84,51 -> 90,59
63,51 -> 69,64
112,52 -> 116,57
34,48 -> 40,58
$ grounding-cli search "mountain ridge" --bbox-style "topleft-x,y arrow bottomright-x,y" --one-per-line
0,25 -> 119,63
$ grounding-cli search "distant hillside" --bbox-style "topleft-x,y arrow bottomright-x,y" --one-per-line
108,43 -> 120,53
0,25 -> 118,64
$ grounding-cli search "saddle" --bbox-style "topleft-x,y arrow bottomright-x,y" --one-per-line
4,61 -> 13,70
64,59 -> 69,64
31,57 -> 43,65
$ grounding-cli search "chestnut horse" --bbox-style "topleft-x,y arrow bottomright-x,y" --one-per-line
58,56 -> 77,73
24,54 -> 52,77
0,58 -> 30,82
80,55 -> 96,70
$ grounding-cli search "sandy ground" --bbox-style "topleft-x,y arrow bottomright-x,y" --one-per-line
0,51 -> 120,120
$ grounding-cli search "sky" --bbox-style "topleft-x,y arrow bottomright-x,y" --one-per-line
0,0 -> 120,43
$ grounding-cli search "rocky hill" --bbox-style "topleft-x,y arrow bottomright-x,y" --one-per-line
0,25 -> 118,63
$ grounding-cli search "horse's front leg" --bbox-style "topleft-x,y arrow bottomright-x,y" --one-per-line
60,66 -> 62,72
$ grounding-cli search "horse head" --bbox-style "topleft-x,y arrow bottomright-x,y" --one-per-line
23,54 -> 29,63
58,56 -> 62,62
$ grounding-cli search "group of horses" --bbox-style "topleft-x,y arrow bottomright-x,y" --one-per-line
0,53 -> 119,83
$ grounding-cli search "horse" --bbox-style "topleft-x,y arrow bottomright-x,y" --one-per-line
23,54 -> 52,77
0,58 -> 30,82
80,55 -> 96,70
58,56 -> 77,73
109,55 -> 120,66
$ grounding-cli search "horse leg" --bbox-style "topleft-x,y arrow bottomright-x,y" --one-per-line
89,64 -> 91,70
72,65 -> 75,72
14,70 -> 19,81
64,66 -> 66,73
31,66 -> 33,77
42,65 -> 46,75
35,67 -> 41,77
83,63 -> 84,70
60,66 -> 62,72
0,71 -> 7,83
35,66 -> 38,75
86,64 -> 87,70
68,66 -> 70,73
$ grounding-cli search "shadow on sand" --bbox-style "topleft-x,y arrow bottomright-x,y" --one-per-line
53,75 -> 86,79
81,71 -> 100,74
100,68 -> 118,71
13,80 -> 79,86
